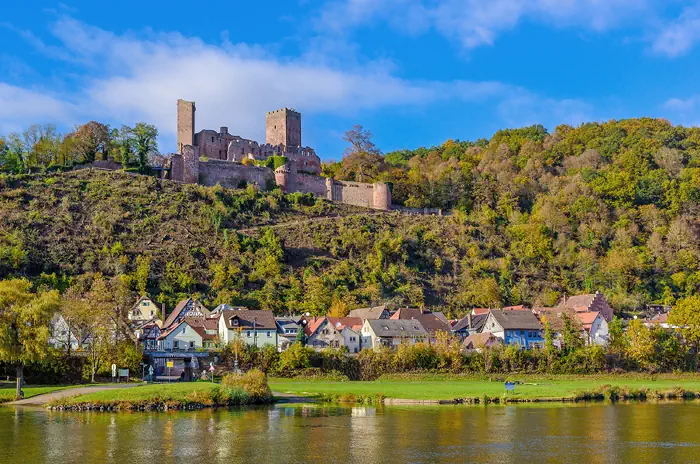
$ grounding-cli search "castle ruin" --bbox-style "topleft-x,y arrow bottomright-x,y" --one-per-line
171,99 -> 391,210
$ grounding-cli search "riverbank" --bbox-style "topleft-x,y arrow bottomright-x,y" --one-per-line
268,374 -> 700,404
16,374 -> 700,411
0,384 -> 104,404
46,371 -> 274,411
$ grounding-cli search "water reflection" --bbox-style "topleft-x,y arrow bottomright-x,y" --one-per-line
2,403 -> 700,463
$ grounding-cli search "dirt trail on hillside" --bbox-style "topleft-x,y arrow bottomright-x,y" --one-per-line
7,384 -> 139,406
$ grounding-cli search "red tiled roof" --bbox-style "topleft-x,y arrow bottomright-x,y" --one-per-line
326,317 -> 363,332
304,317 -> 327,336
577,311 -> 600,328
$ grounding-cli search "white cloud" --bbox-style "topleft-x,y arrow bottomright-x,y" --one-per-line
652,5 -> 700,58
316,0 -> 652,49
0,16 -> 599,154
664,95 -> 700,126
0,83 -> 79,134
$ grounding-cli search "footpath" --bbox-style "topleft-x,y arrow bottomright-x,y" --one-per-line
8,384 -> 139,406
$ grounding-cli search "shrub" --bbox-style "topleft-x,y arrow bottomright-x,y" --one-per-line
222,369 -> 273,403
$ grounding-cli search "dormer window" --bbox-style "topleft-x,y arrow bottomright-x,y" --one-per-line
232,318 -> 239,326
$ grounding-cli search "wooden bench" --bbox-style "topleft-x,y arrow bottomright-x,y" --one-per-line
155,376 -> 181,382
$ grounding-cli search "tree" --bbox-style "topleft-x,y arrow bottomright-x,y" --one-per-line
0,279 -> 59,399
607,316 -> 627,353
626,319 -> 656,369
295,327 -> 306,346
668,295 -> 700,353
338,125 -> 384,182
541,315 -> 555,352
561,311 -> 584,353
113,125 -> 135,167
72,121 -> 110,163
132,123 -> 158,173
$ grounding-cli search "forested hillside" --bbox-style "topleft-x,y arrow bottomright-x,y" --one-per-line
1,118 -> 699,317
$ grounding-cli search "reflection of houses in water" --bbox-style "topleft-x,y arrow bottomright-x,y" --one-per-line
351,407 -> 377,417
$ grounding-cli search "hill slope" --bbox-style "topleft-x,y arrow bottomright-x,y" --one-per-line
1,119 -> 700,317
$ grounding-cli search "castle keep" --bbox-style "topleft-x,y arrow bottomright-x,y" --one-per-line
171,100 -> 391,210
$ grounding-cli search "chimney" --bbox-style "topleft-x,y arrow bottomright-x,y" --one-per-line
467,313 -> 472,330
161,302 -> 166,319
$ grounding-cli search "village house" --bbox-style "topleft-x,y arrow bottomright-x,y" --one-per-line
451,313 -> 487,340
482,309 -> 544,349
218,309 -> 277,347
556,291 -> 614,322
390,308 -> 452,342
163,298 -> 212,328
275,316 -> 305,351
327,317 -> 363,353
134,320 -> 162,351
157,319 -> 211,351
361,319 -> 428,349
534,308 -> 609,347
305,317 -> 345,350
348,305 -> 391,320
128,296 -> 162,323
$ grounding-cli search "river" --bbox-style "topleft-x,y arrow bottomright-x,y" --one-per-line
2,402 -> 700,463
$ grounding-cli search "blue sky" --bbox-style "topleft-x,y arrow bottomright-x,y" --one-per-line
2,1 -> 700,160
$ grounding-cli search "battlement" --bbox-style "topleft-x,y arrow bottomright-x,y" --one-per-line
266,108 -> 299,115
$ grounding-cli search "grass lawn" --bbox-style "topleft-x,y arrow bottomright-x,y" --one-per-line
268,375 -> 700,401
0,384 -> 91,403
61,382 -> 219,404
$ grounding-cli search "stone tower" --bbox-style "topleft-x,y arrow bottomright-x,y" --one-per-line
177,99 -> 196,154
266,108 -> 301,150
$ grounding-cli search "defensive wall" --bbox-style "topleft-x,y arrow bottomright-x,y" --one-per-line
171,146 -> 391,210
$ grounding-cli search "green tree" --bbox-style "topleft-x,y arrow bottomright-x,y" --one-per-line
72,121 -> 110,163
0,279 -> 60,399
668,295 -> 700,353
132,123 -> 158,173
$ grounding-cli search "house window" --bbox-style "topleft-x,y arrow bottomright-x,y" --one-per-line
233,319 -> 239,326
247,331 -> 251,337
189,341 -> 195,349
267,331 -> 271,338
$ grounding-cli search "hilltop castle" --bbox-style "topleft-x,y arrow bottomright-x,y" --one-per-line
171,99 -> 391,210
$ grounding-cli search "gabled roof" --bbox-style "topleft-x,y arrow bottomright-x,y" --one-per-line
327,316 -> 364,332
305,317 -> 328,336
390,308 -> 452,334
502,305 -> 528,310
557,294 -> 596,311
367,319 -> 427,337
489,309 -> 542,330
158,320 -> 203,341
452,313 -> 487,333
535,308 -> 596,332
220,309 -> 276,330
163,298 -> 211,328
348,305 -> 390,320
463,332 -> 500,349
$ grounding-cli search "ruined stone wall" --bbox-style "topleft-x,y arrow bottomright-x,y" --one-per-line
182,145 -> 200,184
326,180 -> 392,210
198,160 -> 275,189
177,100 -> 195,154
294,172 -> 329,197
171,154 -> 184,181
